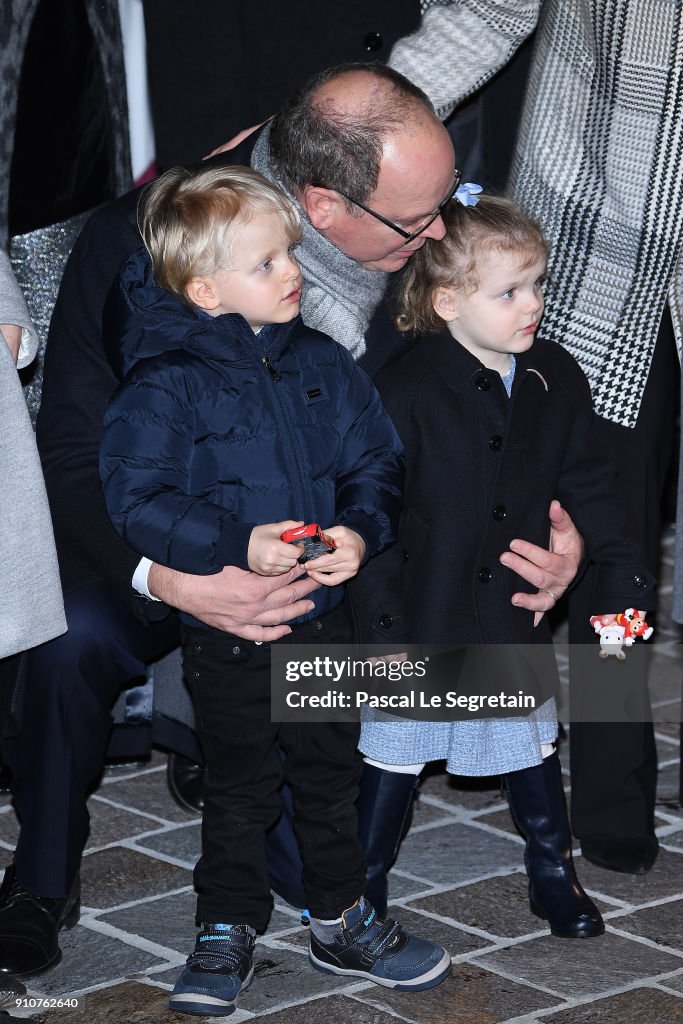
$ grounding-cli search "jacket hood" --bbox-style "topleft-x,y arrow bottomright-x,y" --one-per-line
103,245 -> 298,380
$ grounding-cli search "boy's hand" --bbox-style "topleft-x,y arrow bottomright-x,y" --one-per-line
248,520 -> 306,575
304,526 -> 366,586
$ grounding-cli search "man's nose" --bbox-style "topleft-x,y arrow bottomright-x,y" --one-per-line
420,214 -> 447,242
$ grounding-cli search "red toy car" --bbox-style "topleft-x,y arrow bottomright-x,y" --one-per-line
281,523 -> 336,563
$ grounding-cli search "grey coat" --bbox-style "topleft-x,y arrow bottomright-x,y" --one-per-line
0,249 -> 65,658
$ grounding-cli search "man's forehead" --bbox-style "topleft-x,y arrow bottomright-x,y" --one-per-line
375,120 -> 455,208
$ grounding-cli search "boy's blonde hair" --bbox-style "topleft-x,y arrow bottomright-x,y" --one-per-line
396,194 -> 549,335
138,165 -> 301,304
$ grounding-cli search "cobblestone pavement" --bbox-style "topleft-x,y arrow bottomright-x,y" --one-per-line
0,533 -> 680,1023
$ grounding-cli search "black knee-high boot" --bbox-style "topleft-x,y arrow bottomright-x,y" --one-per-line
504,753 -> 604,938
356,764 -> 420,918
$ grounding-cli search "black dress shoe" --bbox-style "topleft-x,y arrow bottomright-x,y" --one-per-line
0,865 -> 80,978
580,834 -> 659,874
166,754 -> 205,813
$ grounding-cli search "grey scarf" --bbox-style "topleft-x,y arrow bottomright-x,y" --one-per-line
251,125 -> 388,359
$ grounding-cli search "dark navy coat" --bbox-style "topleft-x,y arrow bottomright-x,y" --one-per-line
99,248 -> 404,621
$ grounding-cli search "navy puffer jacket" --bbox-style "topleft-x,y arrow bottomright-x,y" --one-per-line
100,248 -> 404,621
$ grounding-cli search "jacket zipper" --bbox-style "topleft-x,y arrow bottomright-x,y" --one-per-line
258,345 -> 310,522
262,355 -> 281,382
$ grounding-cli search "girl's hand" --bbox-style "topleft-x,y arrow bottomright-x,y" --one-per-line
304,526 -> 366,586
248,520 -> 305,575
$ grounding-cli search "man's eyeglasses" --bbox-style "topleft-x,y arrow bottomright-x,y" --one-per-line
317,169 -> 461,243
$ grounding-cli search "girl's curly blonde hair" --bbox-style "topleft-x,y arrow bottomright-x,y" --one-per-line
395,194 -> 549,335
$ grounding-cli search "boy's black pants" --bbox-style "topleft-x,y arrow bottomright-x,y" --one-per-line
183,601 -> 366,931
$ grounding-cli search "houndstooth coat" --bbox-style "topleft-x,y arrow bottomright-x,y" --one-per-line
391,0 -> 683,430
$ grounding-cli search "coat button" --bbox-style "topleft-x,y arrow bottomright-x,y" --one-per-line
633,574 -> 647,588
493,505 -> 507,520
478,567 -> 492,583
232,645 -> 241,655
364,31 -> 383,51
403,550 -> 409,561
489,435 -> 503,450
378,614 -> 393,628
475,375 -> 491,391
313,620 -> 323,632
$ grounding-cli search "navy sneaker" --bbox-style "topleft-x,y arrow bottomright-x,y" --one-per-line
169,923 -> 255,1017
309,897 -> 451,991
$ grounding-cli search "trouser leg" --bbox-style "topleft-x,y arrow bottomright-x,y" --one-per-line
187,602 -> 366,929
568,314 -> 678,839
185,630 -> 281,931
7,582 -> 179,897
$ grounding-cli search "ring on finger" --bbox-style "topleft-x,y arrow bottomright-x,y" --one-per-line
539,588 -> 558,603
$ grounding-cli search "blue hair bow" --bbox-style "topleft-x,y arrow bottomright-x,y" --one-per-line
454,182 -> 483,207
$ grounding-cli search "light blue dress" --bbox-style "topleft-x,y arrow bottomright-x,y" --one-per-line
359,358 -> 558,776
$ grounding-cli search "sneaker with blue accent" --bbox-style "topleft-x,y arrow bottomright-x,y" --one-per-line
309,897 -> 451,991
169,923 -> 255,1017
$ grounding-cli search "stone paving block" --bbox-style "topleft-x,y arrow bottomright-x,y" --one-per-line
412,796 -> 459,827
655,721 -> 682,742
239,944 -> 352,1013
662,969 -> 683,993
472,806 -> 522,836
84,799 -> 165,851
540,986 -> 683,1023
663,831 -> 683,850
30,980 -> 187,1023
575,848 -> 683,904
380,907 -> 491,955
480,930 -> 683,997
355,962 -> 562,1024
394,821 -> 522,886
99,890 -> 198,953
408,873 -> 547,938
387,871 -> 441,901
81,846 -> 193,910
419,767 -> 505,811
97,769 -> 200,824
26,926 -> 166,998
0,807 -> 19,849
137,823 -> 201,866
609,896 -> 683,952
239,993 -> 406,1024
656,763 -> 683,810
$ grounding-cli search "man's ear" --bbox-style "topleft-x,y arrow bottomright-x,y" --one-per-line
301,186 -> 340,230
186,276 -> 219,312
433,285 -> 459,323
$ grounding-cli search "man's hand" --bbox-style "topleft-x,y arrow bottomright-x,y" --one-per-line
305,526 -> 367,587
147,562 -> 319,640
499,500 -> 584,626
0,323 -> 22,364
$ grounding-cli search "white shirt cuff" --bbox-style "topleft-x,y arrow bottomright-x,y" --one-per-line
132,556 -> 161,601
